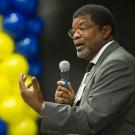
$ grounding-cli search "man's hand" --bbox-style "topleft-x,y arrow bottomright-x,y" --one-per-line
55,81 -> 75,105
19,73 -> 44,113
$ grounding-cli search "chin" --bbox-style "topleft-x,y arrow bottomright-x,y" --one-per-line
77,52 -> 91,60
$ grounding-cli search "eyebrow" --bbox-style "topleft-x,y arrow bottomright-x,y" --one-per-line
78,20 -> 87,25
72,21 -> 89,28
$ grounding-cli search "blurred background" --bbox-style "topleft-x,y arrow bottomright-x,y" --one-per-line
0,0 -> 135,135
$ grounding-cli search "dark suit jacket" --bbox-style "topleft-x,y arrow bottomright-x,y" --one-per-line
41,41 -> 135,135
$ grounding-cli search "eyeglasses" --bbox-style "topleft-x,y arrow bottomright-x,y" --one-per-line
68,25 -> 96,38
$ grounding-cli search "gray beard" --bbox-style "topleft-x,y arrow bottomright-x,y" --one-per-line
77,47 -> 92,60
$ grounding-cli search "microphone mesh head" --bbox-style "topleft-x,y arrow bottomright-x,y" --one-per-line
59,60 -> 70,72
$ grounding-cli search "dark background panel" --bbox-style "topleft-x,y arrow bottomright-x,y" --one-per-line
38,0 -> 135,101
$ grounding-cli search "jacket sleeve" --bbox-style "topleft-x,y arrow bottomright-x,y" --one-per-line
40,60 -> 135,135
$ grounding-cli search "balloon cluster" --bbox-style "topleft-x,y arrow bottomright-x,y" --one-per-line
0,0 -> 45,135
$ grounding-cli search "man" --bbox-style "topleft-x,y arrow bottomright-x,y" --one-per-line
19,4 -> 135,135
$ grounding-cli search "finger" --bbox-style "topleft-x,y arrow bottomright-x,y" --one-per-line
19,74 -> 27,93
23,75 -> 27,82
56,89 -> 74,103
20,73 -> 24,82
31,76 -> 41,94
56,90 -> 69,99
57,80 -> 65,86
32,77 -> 39,88
67,82 -> 75,95
55,97 -> 69,104
27,82 -> 32,88
56,86 -> 71,95
56,84 -> 74,96
21,73 -> 27,82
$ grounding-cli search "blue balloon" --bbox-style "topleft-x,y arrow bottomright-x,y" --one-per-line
13,0 -> 38,17
29,60 -> 43,77
0,119 -> 7,135
27,16 -> 45,36
16,35 -> 40,60
0,0 -> 13,15
2,12 -> 26,40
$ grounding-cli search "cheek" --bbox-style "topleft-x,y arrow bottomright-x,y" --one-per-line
85,34 -> 103,55
87,32 -> 103,45
84,31 -> 99,43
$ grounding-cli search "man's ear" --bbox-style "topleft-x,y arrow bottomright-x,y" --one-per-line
102,25 -> 112,39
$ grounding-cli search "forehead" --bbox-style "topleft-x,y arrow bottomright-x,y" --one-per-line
72,15 -> 95,27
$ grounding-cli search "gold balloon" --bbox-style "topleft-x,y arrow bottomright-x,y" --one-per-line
9,118 -> 38,135
24,104 -> 39,121
0,76 -> 12,102
0,32 -> 15,60
0,53 -> 29,84
0,95 -> 25,124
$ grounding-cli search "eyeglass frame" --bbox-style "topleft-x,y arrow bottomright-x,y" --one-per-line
68,24 -> 97,38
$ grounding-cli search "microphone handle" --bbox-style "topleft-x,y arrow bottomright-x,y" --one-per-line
61,71 -> 68,86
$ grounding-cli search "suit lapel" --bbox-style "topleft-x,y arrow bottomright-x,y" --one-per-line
74,41 -> 120,106
85,41 -> 120,84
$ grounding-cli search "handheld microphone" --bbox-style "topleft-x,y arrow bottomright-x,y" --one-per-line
59,60 -> 70,86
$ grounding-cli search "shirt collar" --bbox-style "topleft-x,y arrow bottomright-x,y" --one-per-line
91,40 -> 115,64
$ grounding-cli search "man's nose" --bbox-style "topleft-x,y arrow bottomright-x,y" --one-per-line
73,30 -> 81,39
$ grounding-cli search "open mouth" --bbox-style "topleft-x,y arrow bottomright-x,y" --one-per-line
75,43 -> 84,50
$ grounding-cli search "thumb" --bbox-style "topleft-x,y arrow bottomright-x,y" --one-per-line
31,77 -> 41,93
67,82 -> 75,95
